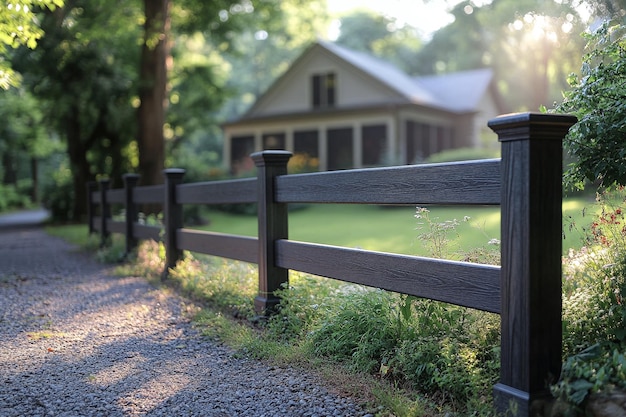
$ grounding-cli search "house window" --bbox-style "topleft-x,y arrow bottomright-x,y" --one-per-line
312,73 -> 336,109
293,130 -> 319,172
231,135 -> 255,174
405,121 -> 432,164
362,125 -> 387,167
327,127 -> 353,170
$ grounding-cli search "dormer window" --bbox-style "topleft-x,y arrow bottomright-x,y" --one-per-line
312,72 -> 336,109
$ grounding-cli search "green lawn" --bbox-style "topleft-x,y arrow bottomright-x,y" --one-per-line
46,196 -> 596,259
191,197 -> 595,258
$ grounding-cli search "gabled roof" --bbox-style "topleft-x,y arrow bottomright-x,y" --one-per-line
319,40 -> 495,113
236,40 -> 498,121
317,40 -> 438,106
415,68 -> 495,112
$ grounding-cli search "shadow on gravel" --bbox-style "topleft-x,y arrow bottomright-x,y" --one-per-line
0,226 -> 367,417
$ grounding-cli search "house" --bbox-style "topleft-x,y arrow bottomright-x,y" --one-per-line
222,40 -> 506,174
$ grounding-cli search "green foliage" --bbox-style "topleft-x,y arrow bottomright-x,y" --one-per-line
266,274 -> 343,342
557,22 -> 626,189
555,190 -> 626,409
553,344 -> 626,407
562,193 -> 626,355
308,288 -> 404,374
277,280 -> 501,413
0,0 -> 63,89
40,160 -> 74,222
167,253 -> 257,317
41,162 -> 74,222
0,182 -> 31,211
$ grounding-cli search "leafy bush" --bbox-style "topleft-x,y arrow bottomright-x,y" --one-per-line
556,22 -> 626,189
554,190 -> 626,410
41,162 -> 75,222
0,182 -> 31,212
308,288 -> 404,374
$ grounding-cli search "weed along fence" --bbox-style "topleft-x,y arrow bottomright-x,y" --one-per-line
87,112 -> 576,416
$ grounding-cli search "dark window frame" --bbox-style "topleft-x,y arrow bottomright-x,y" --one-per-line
312,72 -> 336,109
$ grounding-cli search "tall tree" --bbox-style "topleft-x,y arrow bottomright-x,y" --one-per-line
138,0 -> 170,187
13,1 -> 140,220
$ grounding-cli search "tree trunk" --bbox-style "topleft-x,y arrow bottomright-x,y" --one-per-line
137,0 -> 170,188
66,106 -> 91,222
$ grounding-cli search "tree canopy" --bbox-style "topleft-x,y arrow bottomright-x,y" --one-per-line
0,0 -> 64,88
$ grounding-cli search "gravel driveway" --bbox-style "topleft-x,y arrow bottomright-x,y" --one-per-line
0,227 -> 371,417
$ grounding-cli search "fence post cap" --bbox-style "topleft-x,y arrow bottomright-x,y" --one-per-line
488,112 -> 578,142
163,168 -> 186,178
251,150 -> 292,166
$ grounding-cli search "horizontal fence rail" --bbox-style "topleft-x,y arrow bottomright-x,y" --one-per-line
133,184 -> 164,204
275,239 -> 501,313
177,178 -> 257,205
86,112 -> 577,416
176,229 -> 258,263
276,159 -> 501,205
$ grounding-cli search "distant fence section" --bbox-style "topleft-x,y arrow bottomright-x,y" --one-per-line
87,112 -> 577,416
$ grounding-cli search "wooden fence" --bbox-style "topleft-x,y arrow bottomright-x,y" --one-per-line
87,112 -> 576,416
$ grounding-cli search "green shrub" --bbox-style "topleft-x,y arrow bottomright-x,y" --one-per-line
308,288 -> 403,374
555,190 -> 626,409
552,344 -> 626,408
0,182 -> 31,212
266,273 -> 343,342
41,163 -> 75,222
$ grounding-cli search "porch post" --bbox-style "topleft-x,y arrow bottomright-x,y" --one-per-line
489,112 -> 576,416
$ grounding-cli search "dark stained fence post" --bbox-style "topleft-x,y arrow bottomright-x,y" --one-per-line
123,173 -> 140,257
87,181 -> 97,235
99,178 -> 110,247
252,150 -> 292,315
489,112 -> 576,416
163,168 -> 185,278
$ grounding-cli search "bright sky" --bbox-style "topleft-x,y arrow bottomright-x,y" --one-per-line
326,0 -> 462,39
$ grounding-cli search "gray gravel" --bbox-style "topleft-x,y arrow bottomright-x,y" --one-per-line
0,227 -> 372,416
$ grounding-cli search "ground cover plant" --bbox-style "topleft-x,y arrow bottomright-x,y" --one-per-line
552,189 -> 626,414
